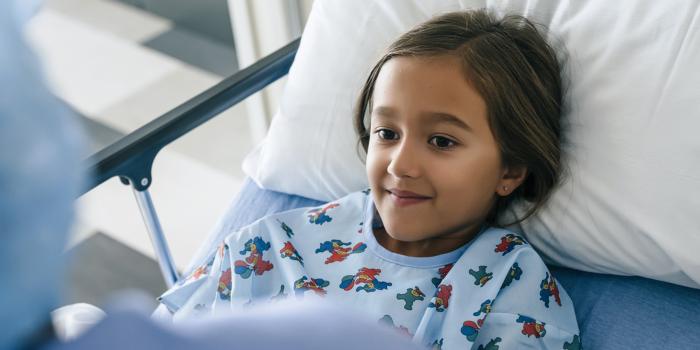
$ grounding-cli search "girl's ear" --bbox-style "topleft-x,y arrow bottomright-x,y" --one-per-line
496,165 -> 528,197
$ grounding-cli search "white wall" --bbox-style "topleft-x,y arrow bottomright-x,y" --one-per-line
227,0 -> 313,143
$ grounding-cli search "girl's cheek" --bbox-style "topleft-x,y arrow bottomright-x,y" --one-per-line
366,147 -> 388,176
365,146 -> 378,169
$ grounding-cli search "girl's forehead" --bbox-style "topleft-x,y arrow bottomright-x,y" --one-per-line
371,55 -> 488,130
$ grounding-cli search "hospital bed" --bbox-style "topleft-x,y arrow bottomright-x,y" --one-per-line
79,2 -> 700,349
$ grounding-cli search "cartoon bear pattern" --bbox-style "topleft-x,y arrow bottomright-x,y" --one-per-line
158,189 -> 581,349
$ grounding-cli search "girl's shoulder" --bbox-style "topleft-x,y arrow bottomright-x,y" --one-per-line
469,226 -> 536,259
449,226 -> 546,291
459,227 -> 580,335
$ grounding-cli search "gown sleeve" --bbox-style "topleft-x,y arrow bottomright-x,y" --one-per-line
468,236 -> 582,350
430,229 -> 582,350
157,239 -> 232,317
157,205 -> 312,320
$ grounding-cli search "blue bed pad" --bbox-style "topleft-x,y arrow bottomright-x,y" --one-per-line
185,178 -> 700,349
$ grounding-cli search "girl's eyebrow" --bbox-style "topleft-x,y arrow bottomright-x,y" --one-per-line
372,106 -> 472,132
423,112 -> 473,132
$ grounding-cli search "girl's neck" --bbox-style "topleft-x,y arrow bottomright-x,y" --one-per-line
372,224 -> 483,257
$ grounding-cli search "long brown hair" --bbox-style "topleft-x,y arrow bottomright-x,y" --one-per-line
354,9 -> 565,226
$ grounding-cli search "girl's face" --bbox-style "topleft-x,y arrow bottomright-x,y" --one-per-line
366,55 -> 524,254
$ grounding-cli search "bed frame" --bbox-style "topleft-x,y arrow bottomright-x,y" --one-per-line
80,39 -> 300,287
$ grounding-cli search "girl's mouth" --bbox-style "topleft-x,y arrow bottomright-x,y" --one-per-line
386,189 -> 431,207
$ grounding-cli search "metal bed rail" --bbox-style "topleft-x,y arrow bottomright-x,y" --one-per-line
80,38 -> 300,287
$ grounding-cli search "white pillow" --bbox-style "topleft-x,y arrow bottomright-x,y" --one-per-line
243,0 -> 700,288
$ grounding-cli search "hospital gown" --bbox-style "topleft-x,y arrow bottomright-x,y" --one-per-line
159,189 -> 581,349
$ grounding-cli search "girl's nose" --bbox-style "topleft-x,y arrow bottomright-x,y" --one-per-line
387,140 -> 421,179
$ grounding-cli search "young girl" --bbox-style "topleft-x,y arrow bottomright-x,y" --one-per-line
159,9 -> 580,349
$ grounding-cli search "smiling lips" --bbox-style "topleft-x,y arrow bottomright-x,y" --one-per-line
387,188 -> 431,207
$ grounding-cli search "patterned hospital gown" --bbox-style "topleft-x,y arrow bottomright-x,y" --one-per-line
159,189 -> 581,349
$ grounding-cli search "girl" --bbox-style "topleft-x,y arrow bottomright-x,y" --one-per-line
159,9 -> 580,349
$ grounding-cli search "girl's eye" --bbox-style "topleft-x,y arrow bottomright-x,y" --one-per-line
429,136 -> 456,149
376,129 -> 398,140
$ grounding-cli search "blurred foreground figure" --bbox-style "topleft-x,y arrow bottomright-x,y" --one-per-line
0,2 -> 423,350
0,1 -> 84,348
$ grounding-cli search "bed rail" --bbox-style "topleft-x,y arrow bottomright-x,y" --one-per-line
79,38 -> 300,287
82,38 -> 300,194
